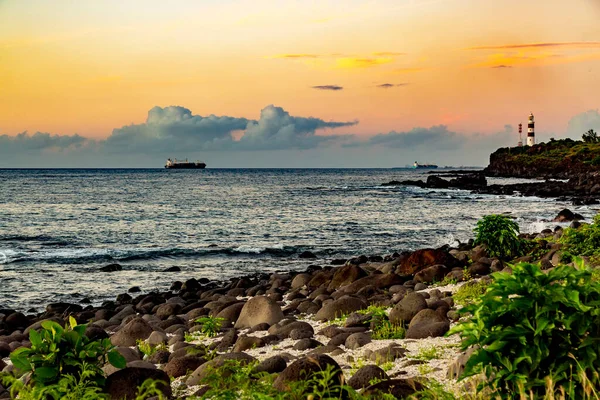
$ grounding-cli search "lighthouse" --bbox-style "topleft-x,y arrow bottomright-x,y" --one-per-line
518,123 -> 523,147
527,113 -> 535,146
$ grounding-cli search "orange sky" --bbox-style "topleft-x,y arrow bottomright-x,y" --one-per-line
1,0 -> 600,140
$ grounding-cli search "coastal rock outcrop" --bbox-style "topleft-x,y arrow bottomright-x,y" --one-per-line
234,296 -> 284,329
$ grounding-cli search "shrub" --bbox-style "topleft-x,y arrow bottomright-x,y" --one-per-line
194,316 -> 225,337
371,320 -> 405,340
473,215 -> 524,259
449,261 -> 600,399
137,340 -> 167,357
9,317 -> 125,387
413,346 -> 443,361
560,214 -> 600,259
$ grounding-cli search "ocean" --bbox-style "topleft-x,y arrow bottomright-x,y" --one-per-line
0,168 -> 593,311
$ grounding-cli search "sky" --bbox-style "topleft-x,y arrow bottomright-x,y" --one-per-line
1,0 -> 600,167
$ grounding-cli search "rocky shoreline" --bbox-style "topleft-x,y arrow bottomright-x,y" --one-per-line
0,214 -> 583,399
384,170 -> 600,205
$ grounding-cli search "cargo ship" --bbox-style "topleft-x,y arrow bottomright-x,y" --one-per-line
413,161 -> 438,169
165,158 -> 206,169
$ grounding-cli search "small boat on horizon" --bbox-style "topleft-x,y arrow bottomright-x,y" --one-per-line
413,161 -> 438,169
165,158 -> 206,169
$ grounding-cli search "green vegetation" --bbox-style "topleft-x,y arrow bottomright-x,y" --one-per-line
184,360 -> 397,400
194,316 -> 226,337
371,319 -> 405,340
449,262 -> 600,399
453,280 -> 489,307
583,129 -> 599,143
9,317 -> 125,387
136,340 -> 167,357
358,304 -> 388,319
474,215 -> 523,259
0,317 -> 166,400
560,214 -> 600,262
413,346 -> 443,361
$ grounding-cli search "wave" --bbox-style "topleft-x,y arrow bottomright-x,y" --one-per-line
1,244 -> 312,265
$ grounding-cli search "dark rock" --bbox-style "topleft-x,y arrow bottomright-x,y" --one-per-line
389,292 -> 427,325
216,302 -> 245,324
155,303 -> 182,320
165,266 -> 181,272
186,353 -> 256,386
328,332 -> 353,346
414,264 -> 449,284
128,286 -> 141,293
299,251 -> 317,259
406,309 -> 450,339
99,263 -> 122,272
164,356 -> 206,378
216,328 -> 238,351
553,208 -> 584,222
248,323 -> 270,333
398,248 -> 461,275
426,175 -> 450,188
233,336 -> 265,352
269,320 -> 314,338
84,325 -> 109,341
327,264 -> 368,290
362,378 -> 424,398
314,296 -> 367,321
252,355 -> 287,374
273,355 -> 343,391
105,367 -> 171,399
365,344 -> 407,364
467,262 -> 491,276
293,338 -> 322,351
147,350 -> 170,364
4,313 -> 30,331
110,318 -> 154,347
345,332 -> 371,349
347,365 -> 388,390
289,328 -> 313,340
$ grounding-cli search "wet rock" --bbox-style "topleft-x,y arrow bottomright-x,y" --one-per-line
299,251 -> 317,259
165,266 -> 181,272
553,208 -> 584,222
99,263 -> 122,272
234,296 -> 284,329
128,286 -> 141,293
105,367 -> 171,399
347,365 -> 388,390
273,354 -> 343,391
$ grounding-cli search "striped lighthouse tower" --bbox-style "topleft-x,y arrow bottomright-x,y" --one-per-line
527,113 -> 535,146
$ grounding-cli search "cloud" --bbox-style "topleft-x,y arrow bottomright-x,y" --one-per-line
270,54 -> 320,59
377,83 -> 409,88
237,105 -> 357,150
566,109 -> 600,137
0,131 -> 92,154
368,125 -> 466,150
335,57 -> 393,69
311,85 -> 343,91
468,42 -> 600,51
492,65 -> 513,68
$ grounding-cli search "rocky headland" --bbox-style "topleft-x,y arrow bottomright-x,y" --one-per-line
384,139 -> 600,204
0,208 -> 588,399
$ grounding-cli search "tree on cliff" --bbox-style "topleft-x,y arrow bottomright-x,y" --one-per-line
582,129 -> 599,143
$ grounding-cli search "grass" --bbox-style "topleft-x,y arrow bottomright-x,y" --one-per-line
413,346 -> 443,361
452,280 -> 488,307
371,320 -> 405,340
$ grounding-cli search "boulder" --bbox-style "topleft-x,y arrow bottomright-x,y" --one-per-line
553,209 -> 584,222
99,263 -> 122,272
234,296 -> 284,329
345,332 -> 371,350
164,356 -> 206,378
268,320 -> 314,338
414,265 -> 449,284
155,303 -> 182,320
232,336 -> 265,352
389,292 -> 427,325
273,355 -> 343,391
299,251 -> 317,259
339,273 -> 406,294
110,318 -> 154,347
252,355 -> 287,374
347,365 -> 388,390
405,309 -> 450,339
291,274 -> 311,289
327,264 -> 368,290
314,296 -> 367,321
362,378 -> 424,398
216,302 -> 246,324
293,338 -> 323,351
365,344 -> 407,364
147,331 -> 168,346
105,367 -> 171,400
186,353 -> 256,386
397,248 -> 461,275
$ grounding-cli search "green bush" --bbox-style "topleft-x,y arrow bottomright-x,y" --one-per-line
453,280 -> 489,307
194,316 -> 226,337
9,317 -> 125,387
560,214 -> 600,260
474,215 -> 524,259
449,261 -> 600,399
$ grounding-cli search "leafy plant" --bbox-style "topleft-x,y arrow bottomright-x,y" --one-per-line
560,214 -> 600,260
449,261 -> 600,399
136,340 -> 167,357
9,317 -> 126,386
473,215 -> 524,259
413,346 -> 442,361
194,316 -> 226,337
371,319 -> 405,340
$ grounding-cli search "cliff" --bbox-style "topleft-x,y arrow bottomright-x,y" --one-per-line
484,139 -> 600,178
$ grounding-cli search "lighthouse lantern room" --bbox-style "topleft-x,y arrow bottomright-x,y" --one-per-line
527,113 -> 535,146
